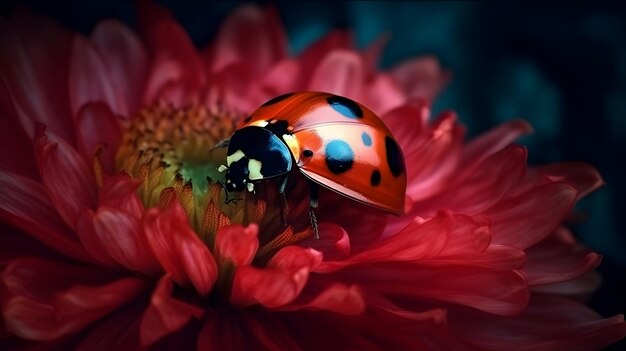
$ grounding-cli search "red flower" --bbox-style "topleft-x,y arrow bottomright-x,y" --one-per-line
1,3 -> 624,350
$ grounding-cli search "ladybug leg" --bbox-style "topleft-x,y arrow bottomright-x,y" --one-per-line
309,182 -> 319,239
217,180 -> 242,204
278,176 -> 289,226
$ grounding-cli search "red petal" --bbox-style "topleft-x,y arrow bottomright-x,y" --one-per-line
450,295 -> 626,351
532,271 -> 601,297
69,35 -> 125,117
0,84 -> 38,179
362,73 -> 406,114
140,275 -> 204,347
298,222 -> 351,261
526,227 -> 601,286
282,309 -> 459,350
224,59 -> 301,114
337,262 -> 528,315
215,224 -> 259,266
390,55 -> 449,102
77,175 -> 148,268
0,335 -> 75,350
318,213 -> 490,271
230,266 -> 306,308
55,279 -> 144,327
365,290 -> 448,324
91,20 -> 148,116
138,1 -> 206,105
308,50 -> 364,99
75,102 -> 123,174
147,323 -> 200,351
0,222 -> 65,265
210,5 -> 287,75
381,103 -> 428,156
2,258 -> 144,341
76,300 -> 143,351
197,310 -> 248,350
143,57 -> 188,106
461,119 -> 533,168
143,201 -> 217,295
268,246 -> 323,271
283,312 -> 383,349
242,312 -> 303,351
488,183 -> 577,249
0,171 -> 88,260
206,62 -> 258,114
538,162 -> 605,200
296,30 -> 352,87
258,59 -> 300,99
413,144 -> 527,216
405,111 -> 464,201
35,127 -> 97,230
75,211 -> 118,266
80,206 -> 161,274
362,33 -> 390,73
318,192 -> 387,254
0,12 -> 74,142
288,283 -> 366,315
230,247 -> 322,308
98,173 -> 144,218
463,245 -> 526,269
262,58 -> 299,84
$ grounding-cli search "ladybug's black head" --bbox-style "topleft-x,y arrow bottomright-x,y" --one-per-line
224,158 -> 249,193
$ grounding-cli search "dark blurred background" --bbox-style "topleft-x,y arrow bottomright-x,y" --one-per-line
2,1 -> 625,349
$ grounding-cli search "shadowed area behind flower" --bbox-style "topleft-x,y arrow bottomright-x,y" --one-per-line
0,1 -> 624,350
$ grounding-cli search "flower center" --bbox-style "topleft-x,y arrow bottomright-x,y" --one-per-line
114,104 -> 312,254
115,104 -> 233,208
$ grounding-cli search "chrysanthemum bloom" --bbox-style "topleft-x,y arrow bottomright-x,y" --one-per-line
1,3 -> 624,350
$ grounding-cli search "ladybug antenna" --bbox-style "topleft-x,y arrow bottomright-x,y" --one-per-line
210,138 -> 230,152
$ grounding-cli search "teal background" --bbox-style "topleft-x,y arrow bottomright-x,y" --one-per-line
2,1 -> 625,349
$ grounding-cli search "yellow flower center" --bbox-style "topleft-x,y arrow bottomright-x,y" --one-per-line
114,104 -> 312,256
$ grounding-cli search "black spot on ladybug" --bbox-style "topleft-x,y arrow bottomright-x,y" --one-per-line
361,132 -> 372,147
385,136 -> 404,177
325,140 -> 354,174
370,169 -> 381,186
327,95 -> 363,119
243,116 -> 252,123
264,120 -> 291,137
303,149 -> 313,157
261,93 -> 294,107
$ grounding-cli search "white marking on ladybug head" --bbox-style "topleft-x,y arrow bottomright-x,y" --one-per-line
226,150 -> 246,166
282,134 -> 301,162
247,158 -> 263,180
247,182 -> 255,193
218,165 -> 228,172
250,120 -> 269,128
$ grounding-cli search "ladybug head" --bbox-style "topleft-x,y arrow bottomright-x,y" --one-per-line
222,158 -> 249,193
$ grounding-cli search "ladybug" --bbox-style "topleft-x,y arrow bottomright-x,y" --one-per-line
217,92 -> 406,236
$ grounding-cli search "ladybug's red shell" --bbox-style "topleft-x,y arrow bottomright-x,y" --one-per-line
239,92 -> 407,214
